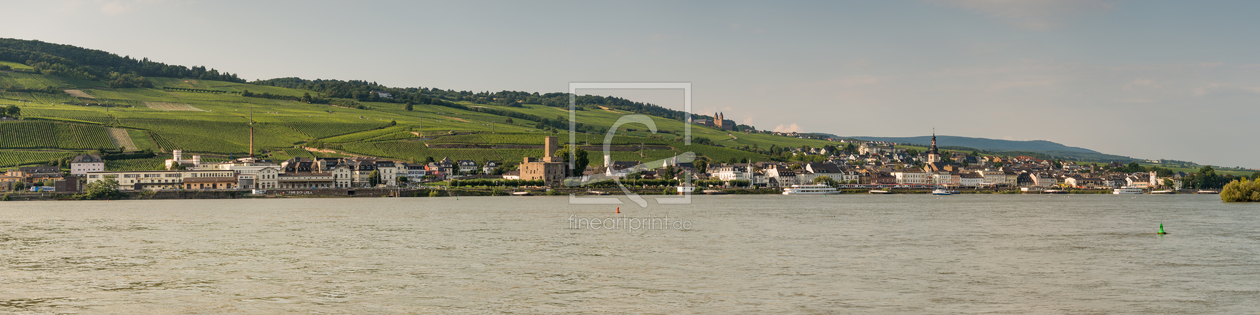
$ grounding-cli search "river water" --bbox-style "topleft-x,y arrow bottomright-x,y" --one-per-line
1,195 -> 1257,314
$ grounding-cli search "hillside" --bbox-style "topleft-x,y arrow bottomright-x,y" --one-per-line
4,38 -> 1235,175
0,39 -> 834,171
849,135 -> 1099,154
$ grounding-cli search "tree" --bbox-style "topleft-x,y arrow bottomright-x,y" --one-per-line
81,176 -> 122,200
695,159 -> 708,174
1162,178 -> 1174,189
404,102 -> 413,111
369,170 -> 381,187
426,156 -> 436,163
813,175 -> 839,188
553,144 -> 589,177
505,117 -> 513,123
1221,178 -> 1260,202
301,92 -> 313,103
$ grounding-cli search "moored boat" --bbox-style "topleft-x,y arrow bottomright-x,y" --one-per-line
1113,186 -> 1143,194
932,187 -> 951,195
783,184 -> 839,195
868,189 -> 890,194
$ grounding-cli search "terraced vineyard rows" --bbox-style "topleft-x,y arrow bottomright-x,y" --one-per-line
670,141 -> 768,163
426,133 -> 541,145
286,121 -> 390,139
281,148 -> 315,159
321,125 -> 415,143
104,156 -> 167,171
0,122 -> 116,150
127,129 -> 160,152
0,150 -> 76,167
119,118 -> 305,154
20,107 -> 116,124
341,141 -> 504,162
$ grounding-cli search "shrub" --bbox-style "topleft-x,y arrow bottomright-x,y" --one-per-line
1221,178 -> 1260,202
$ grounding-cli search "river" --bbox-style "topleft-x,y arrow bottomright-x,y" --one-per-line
1,194 -> 1257,313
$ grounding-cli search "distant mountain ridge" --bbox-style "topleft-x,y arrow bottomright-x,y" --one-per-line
807,134 -> 1137,162
848,135 -> 1100,154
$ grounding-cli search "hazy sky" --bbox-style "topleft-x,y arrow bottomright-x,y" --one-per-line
4,0 -> 1259,168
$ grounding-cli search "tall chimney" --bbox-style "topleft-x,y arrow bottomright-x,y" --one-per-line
249,106 -> 255,157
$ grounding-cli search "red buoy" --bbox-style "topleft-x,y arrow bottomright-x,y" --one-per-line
616,207 -> 620,214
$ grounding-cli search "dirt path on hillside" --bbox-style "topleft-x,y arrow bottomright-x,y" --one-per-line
304,147 -> 365,157
145,101 -> 205,111
107,128 -> 137,151
64,89 -> 95,98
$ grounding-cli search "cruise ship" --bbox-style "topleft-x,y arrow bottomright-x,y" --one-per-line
783,184 -> 839,195
1113,186 -> 1144,194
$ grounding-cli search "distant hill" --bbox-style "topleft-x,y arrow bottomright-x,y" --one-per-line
849,135 -> 1099,154
810,134 -> 1137,162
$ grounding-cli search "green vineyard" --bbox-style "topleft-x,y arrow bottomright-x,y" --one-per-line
0,121 -> 116,150
104,156 -> 168,171
21,107 -> 117,124
0,150 -> 76,167
286,121 -> 390,139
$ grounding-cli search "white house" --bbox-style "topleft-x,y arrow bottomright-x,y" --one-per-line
892,169 -> 929,185
457,160 -> 478,174
764,164 -> 797,187
709,164 -> 749,182
70,154 -> 104,176
959,172 -> 984,187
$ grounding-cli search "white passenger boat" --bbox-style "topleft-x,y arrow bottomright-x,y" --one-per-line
783,184 -> 839,195
1113,186 -> 1143,194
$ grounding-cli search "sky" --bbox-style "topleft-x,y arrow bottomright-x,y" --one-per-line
3,0 -> 1259,168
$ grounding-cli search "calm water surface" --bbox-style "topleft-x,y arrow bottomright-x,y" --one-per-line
1,195 -> 1258,314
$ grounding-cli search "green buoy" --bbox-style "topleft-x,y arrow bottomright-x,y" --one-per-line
1158,223 -> 1167,235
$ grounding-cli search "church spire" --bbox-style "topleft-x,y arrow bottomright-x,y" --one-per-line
930,128 -> 938,155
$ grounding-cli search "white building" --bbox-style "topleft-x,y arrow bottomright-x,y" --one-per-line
959,172 -> 984,187
892,169 -> 929,185
70,154 -> 104,176
164,150 -> 201,170
709,164 -> 750,182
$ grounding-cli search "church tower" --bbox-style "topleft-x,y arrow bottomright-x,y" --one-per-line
926,129 -> 941,163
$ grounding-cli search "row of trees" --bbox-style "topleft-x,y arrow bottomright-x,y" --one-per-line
249,77 -> 698,124
1182,166 -> 1239,189
241,90 -> 361,108
0,38 -> 244,82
